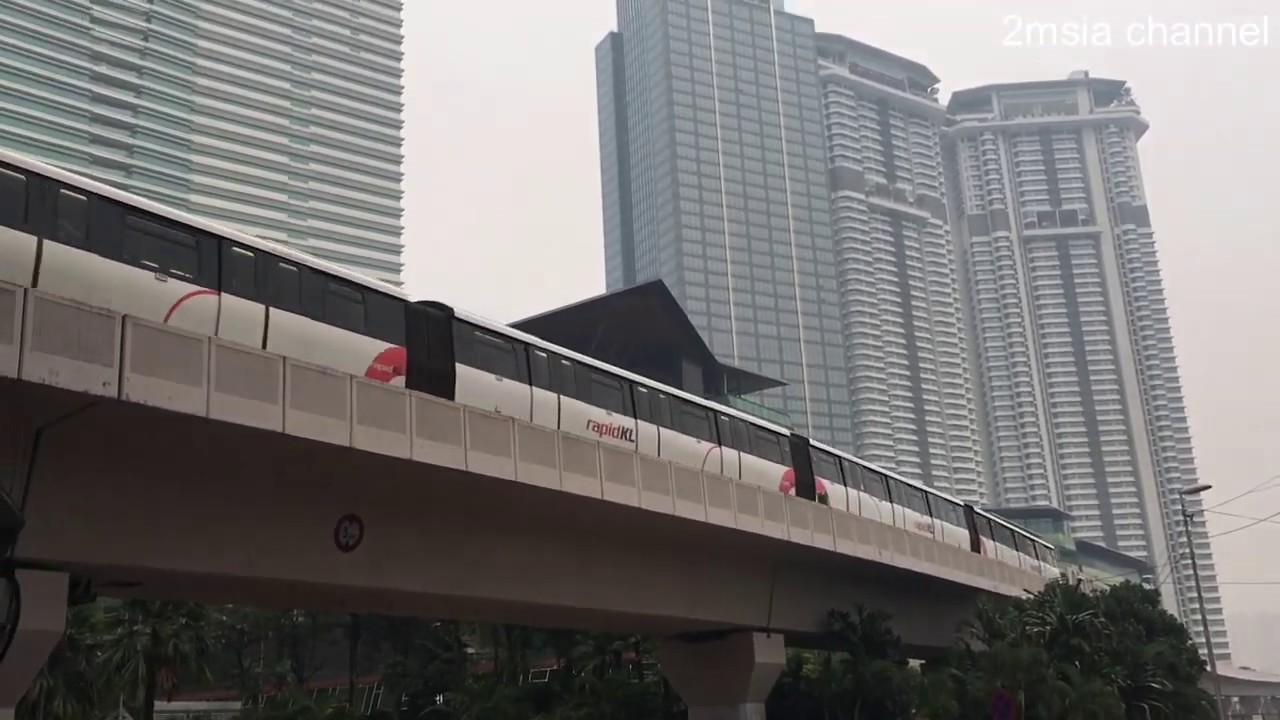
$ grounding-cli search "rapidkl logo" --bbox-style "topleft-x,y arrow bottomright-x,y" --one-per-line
587,419 -> 636,443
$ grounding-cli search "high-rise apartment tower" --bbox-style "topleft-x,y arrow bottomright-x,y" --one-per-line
944,73 -> 1229,661
596,0 -> 851,445
0,0 -> 405,284
814,34 -> 985,500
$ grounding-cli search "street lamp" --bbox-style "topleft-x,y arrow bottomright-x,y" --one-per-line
1179,483 -> 1226,718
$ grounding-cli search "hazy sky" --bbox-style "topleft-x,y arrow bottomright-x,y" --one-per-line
406,0 -> 1279,667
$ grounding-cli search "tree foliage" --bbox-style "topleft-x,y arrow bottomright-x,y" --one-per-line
920,579 -> 1214,720
17,578 -> 1215,720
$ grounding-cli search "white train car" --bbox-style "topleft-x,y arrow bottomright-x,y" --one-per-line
0,148 -> 1060,582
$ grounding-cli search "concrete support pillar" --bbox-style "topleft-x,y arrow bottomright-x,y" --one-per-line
0,570 -> 68,719
658,631 -> 785,720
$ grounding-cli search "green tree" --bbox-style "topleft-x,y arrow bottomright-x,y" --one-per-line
18,603 -> 114,720
766,607 -> 921,720
99,599 -> 216,720
922,579 -> 1213,720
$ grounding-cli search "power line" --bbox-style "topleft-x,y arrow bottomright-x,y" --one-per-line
1206,474 -> 1280,511
1207,508 -> 1280,528
1210,508 -> 1280,540
1084,506 -> 1280,587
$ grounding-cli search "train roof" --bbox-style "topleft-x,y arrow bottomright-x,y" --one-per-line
0,148 -> 410,302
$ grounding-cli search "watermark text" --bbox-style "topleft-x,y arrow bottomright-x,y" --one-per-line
1003,15 -> 1271,48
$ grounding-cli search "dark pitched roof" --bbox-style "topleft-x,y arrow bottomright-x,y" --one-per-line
512,280 -> 784,397
1075,539 -> 1153,574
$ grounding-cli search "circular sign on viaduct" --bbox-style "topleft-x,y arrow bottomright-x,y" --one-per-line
333,514 -> 365,553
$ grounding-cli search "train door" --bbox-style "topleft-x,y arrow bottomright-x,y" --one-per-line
963,505 -> 982,554
405,301 -> 457,401
787,434 -> 818,502
713,413 -> 743,480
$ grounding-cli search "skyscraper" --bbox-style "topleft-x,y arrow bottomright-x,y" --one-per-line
0,0 -> 404,285
596,0 -> 851,445
814,35 -> 985,500
944,73 -> 1229,661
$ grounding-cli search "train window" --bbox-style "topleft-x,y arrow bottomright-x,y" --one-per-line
223,244 -> 258,298
839,459 -> 864,493
633,385 -> 654,423
552,357 -> 575,396
749,427 -> 785,465
0,168 -> 26,230
273,262 -> 303,313
932,498 -> 958,526
123,214 -> 201,281
976,516 -> 994,541
926,495 -> 940,521
892,480 -> 924,515
911,487 -> 931,516
1024,538 -> 1040,562
467,328 -> 526,382
55,189 -> 88,248
1042,545 -> 1058,568
812,449 -> 841,486
365,291 -> 405,345
993,522 -> 1016,550
324,281 -> 365,333
529,350 -> 552,391
733,418 -> 753,453
588,370 -> 629,415
715,414 -> 738,450
862,469 -> 890,502
674,400 -> 714,443
652,392 -> 673,428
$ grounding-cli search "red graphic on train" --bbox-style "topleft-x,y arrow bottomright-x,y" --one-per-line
778,468 -> 830,504
364,346 -> 407,383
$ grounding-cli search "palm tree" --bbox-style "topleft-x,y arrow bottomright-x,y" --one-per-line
18,603 -> 114,720
99,599 -> 216,720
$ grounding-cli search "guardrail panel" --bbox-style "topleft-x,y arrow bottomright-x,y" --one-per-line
284,359 -> 352,446
637,457 -> 674,514
760,493 -> 787,539
0,282 -> 21,378
465,408 -> 515,480
811,505 -> 836,551
600,446 -> 639,506
121,317 -> 210,416
513,421 -> 560,489
785,496 -> 814,546
702,474 -> 735,527
209,339 -> 284,432
671,466 -> 705,521
731,482 -> 764,534
352,378 -> 411,459
412,394 -> 467,471
559,434 -> 602,498
20,290 -> 120,397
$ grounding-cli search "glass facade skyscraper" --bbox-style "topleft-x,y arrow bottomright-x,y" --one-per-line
596,0 -> 851,446
0,0 -> 404,285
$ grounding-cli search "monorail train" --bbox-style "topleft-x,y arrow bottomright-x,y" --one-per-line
0,149 -> 1060,579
